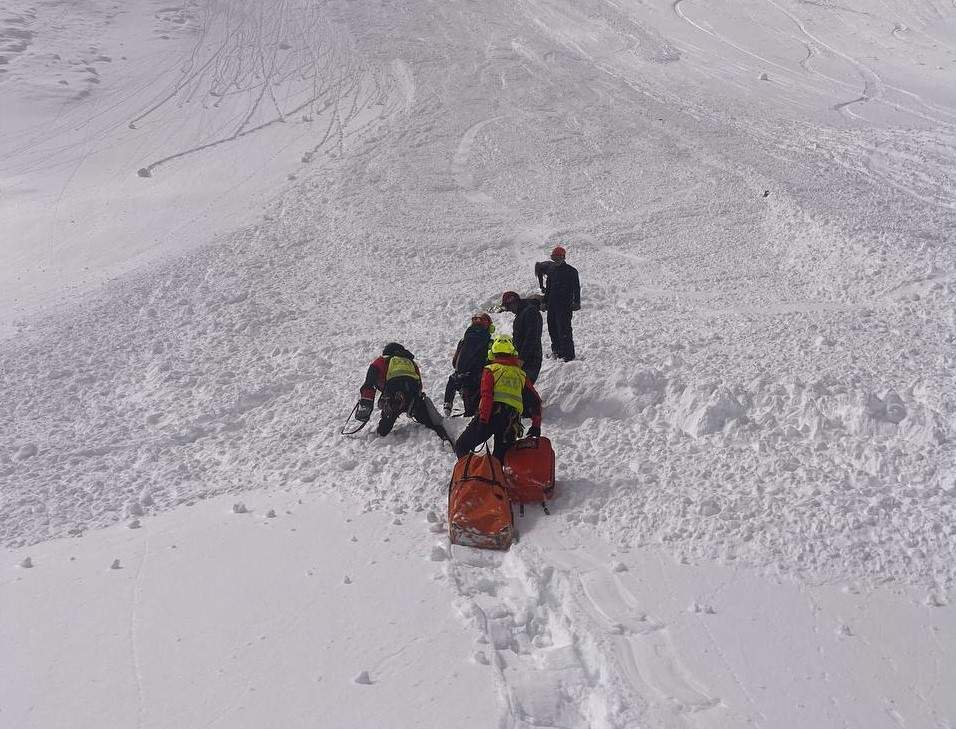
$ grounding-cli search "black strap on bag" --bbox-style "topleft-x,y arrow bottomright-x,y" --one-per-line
459,452 -> 500,487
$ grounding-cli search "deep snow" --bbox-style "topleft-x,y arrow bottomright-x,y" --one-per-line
2,0 -> 955,726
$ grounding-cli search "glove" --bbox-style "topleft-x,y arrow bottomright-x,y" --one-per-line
571,302 -> 580,312
527,424 -> 541,438
355,397 -> 374,422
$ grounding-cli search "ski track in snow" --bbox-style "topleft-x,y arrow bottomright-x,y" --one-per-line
129,535 -> 149,729
452,116 -> 508,208
2,0 -> 956,726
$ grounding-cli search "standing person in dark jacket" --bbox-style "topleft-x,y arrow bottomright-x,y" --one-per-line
355,343 -> 450,442
454,337 -> 543,461
500,291 -> 542,383
443,313 -> 494,416
542,246 -> 581,361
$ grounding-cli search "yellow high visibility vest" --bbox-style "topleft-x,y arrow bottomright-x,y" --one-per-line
386,356 -> 420,381
486,362 -> 525,411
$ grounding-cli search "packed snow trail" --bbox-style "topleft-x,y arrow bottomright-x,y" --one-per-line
2,0 -> 955,726
445,527 -> 956,729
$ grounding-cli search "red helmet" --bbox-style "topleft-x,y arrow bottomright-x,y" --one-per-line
471,312 -> 492,329
551,245 -> 566,260
501,291 -> 520,311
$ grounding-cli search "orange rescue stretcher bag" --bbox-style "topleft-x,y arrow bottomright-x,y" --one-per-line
448,452 -> 515,550
503,436 -> 555,514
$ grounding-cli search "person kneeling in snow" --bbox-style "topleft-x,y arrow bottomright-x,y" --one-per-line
454,336 -> 542,461
355,343 -> 450,442
443,312 -> 494,417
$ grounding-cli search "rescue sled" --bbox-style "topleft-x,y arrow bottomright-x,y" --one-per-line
503,436 -> 555,515
448,452 -> 515,551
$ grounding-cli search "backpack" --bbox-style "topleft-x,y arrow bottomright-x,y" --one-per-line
448,452 -> 515,550
503,437 -> 555,514
456,326 -> 492,378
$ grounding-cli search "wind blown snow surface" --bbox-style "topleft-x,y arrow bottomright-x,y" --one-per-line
2,0 -> 955,726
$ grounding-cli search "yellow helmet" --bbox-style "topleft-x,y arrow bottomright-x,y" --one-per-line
489,335 -> 517,358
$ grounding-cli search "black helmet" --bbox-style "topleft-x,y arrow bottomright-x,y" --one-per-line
382,342 -> 407,357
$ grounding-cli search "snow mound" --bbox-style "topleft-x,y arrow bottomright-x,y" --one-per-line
670,383 -> 746,437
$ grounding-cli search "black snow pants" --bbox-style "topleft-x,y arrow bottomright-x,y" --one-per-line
443,373 -> 480,416
454,404 -> 520,461
547,306 -> 575,361
377,379 -> 450,442
522,356 -> 541,384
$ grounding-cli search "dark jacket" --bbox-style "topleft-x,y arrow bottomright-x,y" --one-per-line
543,261 -> 580,311
453,325 -> 492,382
512,299 -> 542,372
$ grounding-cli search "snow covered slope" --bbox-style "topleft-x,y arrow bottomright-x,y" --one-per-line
2,491 -> 497,729
2,0 -> 955,726
6,488 -> 954,728
0,0 -> 387,327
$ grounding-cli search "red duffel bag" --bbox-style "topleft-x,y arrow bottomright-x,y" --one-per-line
503,437 -> 555,511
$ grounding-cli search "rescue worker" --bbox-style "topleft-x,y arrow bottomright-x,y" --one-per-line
500,291 -> 542,383
355,343 -> 450,442
542,246 -> 581,361
454,337 -> 542,461
443,313 -> 495,416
